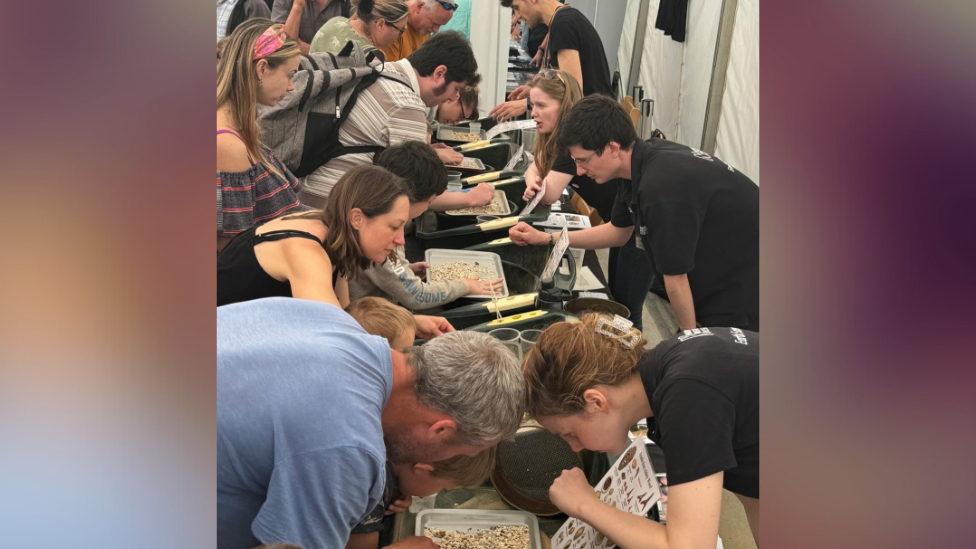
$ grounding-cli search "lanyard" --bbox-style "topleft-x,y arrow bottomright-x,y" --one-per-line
542,4 -> 571,69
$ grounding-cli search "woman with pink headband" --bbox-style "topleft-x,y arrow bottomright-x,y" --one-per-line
217,19 -> 304,252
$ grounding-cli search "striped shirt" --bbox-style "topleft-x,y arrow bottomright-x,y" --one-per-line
300,59 -> 429,207
217,148 -> 306,237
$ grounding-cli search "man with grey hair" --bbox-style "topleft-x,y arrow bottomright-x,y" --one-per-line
218,297 -> 523,549
379,0 -> 457,62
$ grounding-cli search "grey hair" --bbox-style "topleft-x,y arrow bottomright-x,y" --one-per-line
407,331 -> 526,445
421,0 -> 450,12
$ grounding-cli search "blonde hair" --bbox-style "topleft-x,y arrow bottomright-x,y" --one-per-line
352,0 -> 409,30
431,447 -> 496,488
522,313 -> 646,418
528,70 -> 583,175
216,19 -> 300,180
345,297 -> 415,344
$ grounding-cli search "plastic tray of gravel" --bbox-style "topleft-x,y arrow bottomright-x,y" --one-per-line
444,190 -> 512,217
417,509 -> 542,549
437,125 -> 487,143
425,249 -> 509,300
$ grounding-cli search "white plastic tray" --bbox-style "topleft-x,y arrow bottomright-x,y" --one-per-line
437,125 -> 486,143
424,249 -> 509,299
417,509 -> 543,549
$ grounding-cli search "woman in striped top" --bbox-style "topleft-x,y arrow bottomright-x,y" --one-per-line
217,19 -> 304,252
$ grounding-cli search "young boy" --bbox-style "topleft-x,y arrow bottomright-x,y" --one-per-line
345,297 -> 497,549
345,297 -> 417,351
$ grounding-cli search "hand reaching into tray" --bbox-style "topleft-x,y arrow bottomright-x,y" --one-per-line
465,277 -> 505,296
467,183 -> 495,207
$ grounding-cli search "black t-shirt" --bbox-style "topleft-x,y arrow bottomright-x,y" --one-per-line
527,23 -> 548,58
550,154 -> 618,221
637,327 -> 759,498
544,7 -> 612,97
610,139 -> 759,329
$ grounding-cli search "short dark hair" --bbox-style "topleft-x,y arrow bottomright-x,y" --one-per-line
373,141 -> 448,202
408,31 -> 482,87
556,95 -> 637,155
500,0 -> 514,7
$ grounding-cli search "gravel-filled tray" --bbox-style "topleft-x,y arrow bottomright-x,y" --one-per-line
417,509 -> 542,549
424,249 -> 509,299
445,190 -> 511,216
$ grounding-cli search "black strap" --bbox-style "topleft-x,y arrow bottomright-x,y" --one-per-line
253,229 -> 323,245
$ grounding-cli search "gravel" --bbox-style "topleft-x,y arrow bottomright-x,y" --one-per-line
424,526 -> 531,549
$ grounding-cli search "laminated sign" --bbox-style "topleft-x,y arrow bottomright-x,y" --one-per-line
485,119 -> 538,140
552,436 -> 661,549
541,226 -> 569,281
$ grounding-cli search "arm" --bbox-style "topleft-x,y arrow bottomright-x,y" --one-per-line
428,183 -> 494,211
253,448 -> 384,549
282,0 -> 311,53
509,221 -> 632,249
273,238 -> 343,307
556,49 -> 584,92
549,467 -> 724,549
433,145 -> 464,165
663,273 -> 696,330
362,256 -> 471,310
335,274 -> 350,308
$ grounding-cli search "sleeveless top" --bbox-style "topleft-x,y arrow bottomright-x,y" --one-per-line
217,227 -> 340,307
217,129 -> 304,238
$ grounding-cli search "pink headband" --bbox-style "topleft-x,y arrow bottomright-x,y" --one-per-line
253,24 -> 288,61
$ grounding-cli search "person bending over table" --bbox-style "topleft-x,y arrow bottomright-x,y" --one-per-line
218,299 -> 525,549
510,95 -> 760,332
523,313 -> 759,547
350,142 -> 503,310
517,69 -> 653,330
491,0 -> 612,122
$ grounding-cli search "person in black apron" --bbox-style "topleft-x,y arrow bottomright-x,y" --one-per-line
510,95 -> 759,332
523,314 -> 759,546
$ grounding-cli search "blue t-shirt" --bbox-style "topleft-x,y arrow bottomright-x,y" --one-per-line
217,298 -> 394,549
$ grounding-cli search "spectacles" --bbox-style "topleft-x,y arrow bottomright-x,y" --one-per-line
572,152 -> 597,167
460,102 -> 474,121
387,20 -> 407,37
436,1 -> 458,11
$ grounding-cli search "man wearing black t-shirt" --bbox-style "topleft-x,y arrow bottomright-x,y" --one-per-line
491,0 -> 613,121
510,95 -> 760,331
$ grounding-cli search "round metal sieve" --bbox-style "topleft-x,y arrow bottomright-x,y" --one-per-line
490,423 -> 584,516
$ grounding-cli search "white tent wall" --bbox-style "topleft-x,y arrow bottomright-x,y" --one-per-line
615,0 -> 645,95
677,0 -> 724,148
470,1 -> 510,114
591,0 -> 629,83
713,0 -> 760,183
636,0 -> 684,138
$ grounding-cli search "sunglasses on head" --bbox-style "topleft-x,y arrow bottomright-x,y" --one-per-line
436,1 -> 458,11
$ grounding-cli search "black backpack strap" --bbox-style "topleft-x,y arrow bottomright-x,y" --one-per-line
342,145 -> 387,156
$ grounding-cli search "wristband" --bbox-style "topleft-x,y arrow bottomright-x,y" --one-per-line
548,232 -> 555,246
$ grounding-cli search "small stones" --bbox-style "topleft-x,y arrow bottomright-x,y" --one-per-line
428,262 -> 498,282
448,131 -> 483,142
424,525 -> 531,549
450,202 -> 507,215
447,159 -> 484,169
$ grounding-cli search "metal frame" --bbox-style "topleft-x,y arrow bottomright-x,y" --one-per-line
624,0 -> 652,100
701,0 -> 739,153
